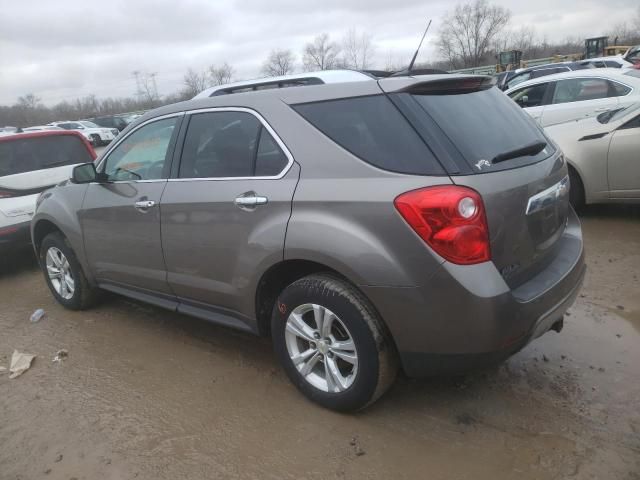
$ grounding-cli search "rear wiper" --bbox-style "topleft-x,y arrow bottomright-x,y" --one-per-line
491,141 -> 547,164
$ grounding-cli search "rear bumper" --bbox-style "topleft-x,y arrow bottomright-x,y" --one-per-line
0,220 -> 32,251
362,208 -> 585,377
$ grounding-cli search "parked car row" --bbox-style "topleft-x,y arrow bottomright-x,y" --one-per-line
48,120 -> 119,146
503,67 -> 640,207
496,55 -> 636,91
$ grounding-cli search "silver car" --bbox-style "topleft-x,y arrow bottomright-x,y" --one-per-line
31,74 -> 585,411
545,103 -> 640,206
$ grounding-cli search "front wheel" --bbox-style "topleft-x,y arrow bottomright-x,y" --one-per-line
90,134 -> 102,147
272,274 -> 398,411
40,232 -> 99,310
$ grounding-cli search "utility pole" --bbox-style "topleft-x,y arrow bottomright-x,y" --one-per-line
132,70 -> 143,101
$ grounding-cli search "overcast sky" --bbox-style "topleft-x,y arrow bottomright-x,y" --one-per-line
0,0 -> 636,105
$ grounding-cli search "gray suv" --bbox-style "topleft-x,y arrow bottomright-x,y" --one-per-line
31,74 -> 585,411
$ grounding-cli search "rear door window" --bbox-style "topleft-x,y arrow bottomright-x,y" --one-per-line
0,135 -> 93,177
292,95 -> 444,175
179,111 -> 289,178
552,78 -> 610,104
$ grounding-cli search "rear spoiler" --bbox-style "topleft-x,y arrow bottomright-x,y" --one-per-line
379,75 -> 496,95
400,76 -> 496,95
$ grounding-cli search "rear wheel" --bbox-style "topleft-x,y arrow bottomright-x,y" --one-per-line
272,274 -> 397,411
568,167 -> 585,210
90,134 -> 102,147
40,232 -> 99,310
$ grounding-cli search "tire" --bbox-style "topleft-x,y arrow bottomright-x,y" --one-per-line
568,167 -> 585,210
39,232 -> 99,310
272,274 -> 398,411
90,134 -> 102,147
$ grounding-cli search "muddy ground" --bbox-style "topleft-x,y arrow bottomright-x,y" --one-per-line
1,205 -> 639,480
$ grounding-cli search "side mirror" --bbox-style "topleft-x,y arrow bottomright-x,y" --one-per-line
517,95 -> 529,106
71,163 -> 104,184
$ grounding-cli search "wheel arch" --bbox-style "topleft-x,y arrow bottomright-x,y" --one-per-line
254,259 -> 398,357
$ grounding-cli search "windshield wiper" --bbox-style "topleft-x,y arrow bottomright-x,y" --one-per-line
491,141 -> 547,164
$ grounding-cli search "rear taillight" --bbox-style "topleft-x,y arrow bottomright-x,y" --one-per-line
0,189 -> 15,199
394,185 -> 491,265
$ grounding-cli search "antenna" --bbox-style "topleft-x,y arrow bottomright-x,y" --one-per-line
407,19 -> 432,73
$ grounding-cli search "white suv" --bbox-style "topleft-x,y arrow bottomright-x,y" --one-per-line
49,120 -> 118,146
0,130 -> 95,251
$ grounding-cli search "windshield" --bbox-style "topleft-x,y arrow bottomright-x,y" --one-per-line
80,121 -> 99,128
410,87 -> 554,173
0,135 -> 93,177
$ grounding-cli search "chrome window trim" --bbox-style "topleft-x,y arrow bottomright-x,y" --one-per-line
167,106 -> 294,182
95,112 -> 185,172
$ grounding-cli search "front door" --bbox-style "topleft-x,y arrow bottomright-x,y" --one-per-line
160,110 -> 299,318
81,115 -> 182,293
607,114 -> 640,199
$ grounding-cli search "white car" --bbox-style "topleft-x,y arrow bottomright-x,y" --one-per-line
0,130 -> 95,251
23,125 -> 65,132
49,120 -> 118,146
505,69 -> 640,127
545,102 -> 640,207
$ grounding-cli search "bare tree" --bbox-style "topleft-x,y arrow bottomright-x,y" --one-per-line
262,49 -> 296,76
17,93 -> 42,110
341,28 -> 375,69
209,62 -> 234,86
302,33 -> 341,71
182,68 -> 208,98
139,74 -> 160,104
437,0 -> 511,68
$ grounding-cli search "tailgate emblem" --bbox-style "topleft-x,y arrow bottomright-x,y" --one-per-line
525,176 -> 569,215
475,159 -> 491,170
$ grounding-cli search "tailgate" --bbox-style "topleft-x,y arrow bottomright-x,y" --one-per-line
453,154 -> 569,287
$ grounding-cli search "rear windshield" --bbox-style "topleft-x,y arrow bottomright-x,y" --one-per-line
409,87 -> 554,172
0,135 -> 92,177
292,95 -> 444,175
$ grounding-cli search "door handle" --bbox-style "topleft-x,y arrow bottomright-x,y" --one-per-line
134,200 -> 156,210
234,194 -> 268,209
594,107 -> 609,112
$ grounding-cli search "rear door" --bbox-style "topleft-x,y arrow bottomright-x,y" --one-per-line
607,113 -> 640,198
81,115 -> 182,293
540,77 -> 626,126
160,109 -> 298,318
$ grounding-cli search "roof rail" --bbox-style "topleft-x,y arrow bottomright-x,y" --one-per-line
192,69 -> 374,99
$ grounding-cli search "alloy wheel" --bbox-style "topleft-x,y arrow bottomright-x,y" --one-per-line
285,303 -> 358,393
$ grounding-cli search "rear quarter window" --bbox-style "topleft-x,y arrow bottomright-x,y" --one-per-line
0,135 -> 93,177
292,95 -> 444,175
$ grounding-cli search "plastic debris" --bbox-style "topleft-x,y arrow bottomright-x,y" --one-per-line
52,349 -> 68,363
30,309 -> 46,323
9,350 -> 36,379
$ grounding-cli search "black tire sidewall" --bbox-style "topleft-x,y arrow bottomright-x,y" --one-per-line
272,277 -> 381,411
569,168 -> 584,210
40,233 -> 87,310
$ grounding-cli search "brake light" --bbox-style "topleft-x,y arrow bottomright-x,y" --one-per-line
394,186 -> 491,265
0,189 -> 15,199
